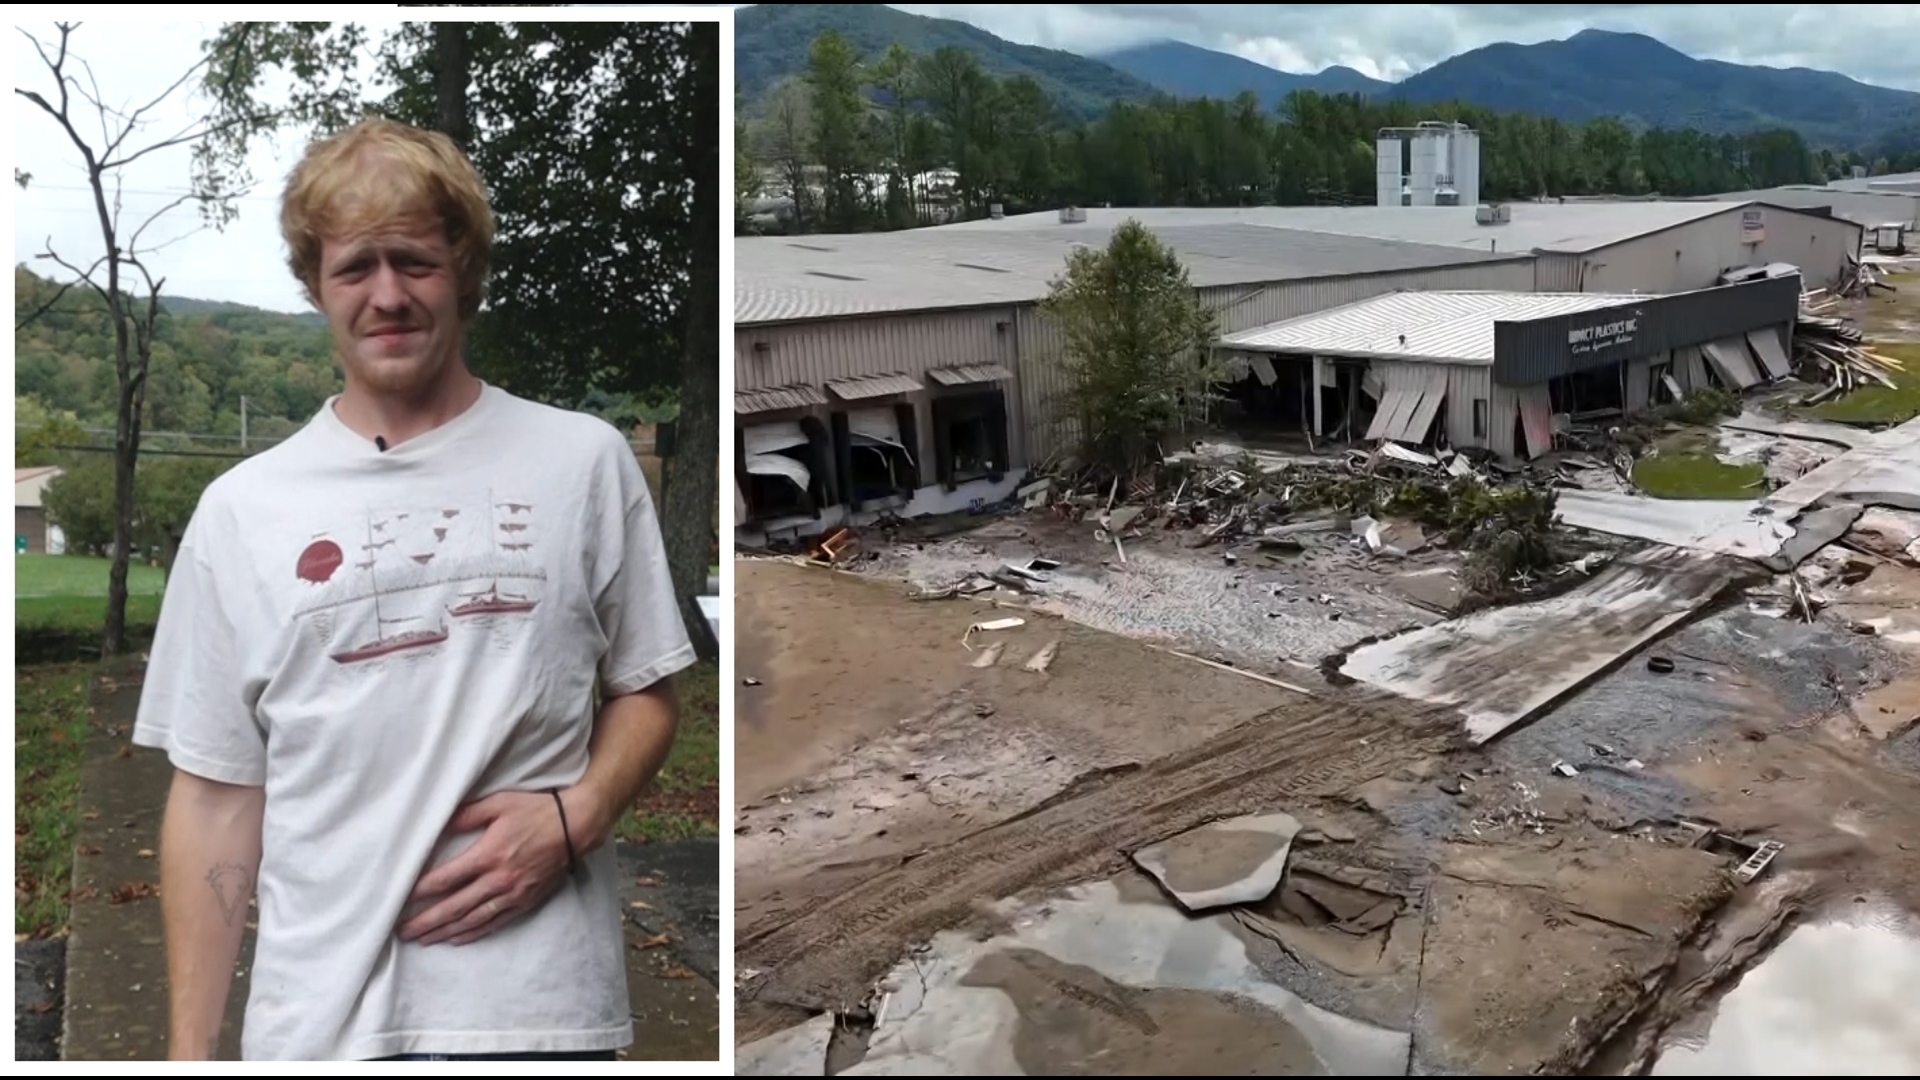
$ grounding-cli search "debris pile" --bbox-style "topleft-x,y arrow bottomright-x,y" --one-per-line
1836,255 -> 1898,300
1796,290 -> 1906,400
1041,441 -> 1569,597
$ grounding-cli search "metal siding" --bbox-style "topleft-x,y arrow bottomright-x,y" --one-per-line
1492,274 -> 1801,384
1490,383 -> 1519,459
1446,366 -> 1491,449
736,308 -> 1012,391
1533,254 -> 1583,292
1625,357 -> 1650,414
1584,208 -> 1861,294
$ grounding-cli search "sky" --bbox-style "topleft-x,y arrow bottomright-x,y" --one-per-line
11,20 -> 386,314
887,3 -> 1920,91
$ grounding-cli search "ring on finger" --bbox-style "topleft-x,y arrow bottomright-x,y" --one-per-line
486,898 -> 501,918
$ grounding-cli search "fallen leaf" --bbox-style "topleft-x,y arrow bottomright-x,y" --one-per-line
29,1001 -> 55,1015
77,845 -> 102,857
108,881 -> 159,906
81,811 -> 100,821
115,744 -> 132,759
636,933 -> 672,950
628,900 -> 653,911
660,964 -> 695,979
137,849 -> 155,859
634,876 -> 661,888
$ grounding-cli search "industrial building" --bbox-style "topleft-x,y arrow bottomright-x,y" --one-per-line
1214,273 -> 1802,460
735,126 -> 1859,538
1679,185 -> 1920,236
735,226 -> 1534,540
942,199 -> 1862,295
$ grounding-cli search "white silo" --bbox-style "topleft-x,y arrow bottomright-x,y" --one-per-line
1376,136 -> 1402,207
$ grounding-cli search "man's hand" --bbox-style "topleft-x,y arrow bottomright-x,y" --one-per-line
398,790 -> 584,946
399,683 -> 677,947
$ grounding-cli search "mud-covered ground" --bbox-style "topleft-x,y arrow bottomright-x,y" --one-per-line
736,509 -> 1920,1075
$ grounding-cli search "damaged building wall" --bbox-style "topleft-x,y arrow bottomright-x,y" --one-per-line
1577,206 -> 1860,295
736,308 -> 1029,538
1013,259 -> 1537,465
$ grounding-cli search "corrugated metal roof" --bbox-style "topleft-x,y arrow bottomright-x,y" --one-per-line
933,201 -> 1765,253
1221,290 -> 1641,365
736,383 -> 828,414
927,363 -> 1013,386
825,372 -> 924,399
736,223 -> 1530,325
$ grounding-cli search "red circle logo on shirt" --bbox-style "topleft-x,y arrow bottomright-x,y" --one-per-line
297,539 -> 345,583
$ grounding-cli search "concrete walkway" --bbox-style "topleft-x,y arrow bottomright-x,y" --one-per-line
59,663 -> 718,1061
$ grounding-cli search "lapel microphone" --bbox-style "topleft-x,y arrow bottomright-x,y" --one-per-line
375,436 -> 388,452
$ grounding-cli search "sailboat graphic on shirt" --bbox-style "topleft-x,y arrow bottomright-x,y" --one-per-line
449,489 -> 539,617
329,514 -> 451,665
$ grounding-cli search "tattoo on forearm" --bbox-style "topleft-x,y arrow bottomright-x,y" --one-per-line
205,862 -> 253,927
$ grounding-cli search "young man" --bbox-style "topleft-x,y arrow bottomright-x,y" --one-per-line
132,118 -> 695,1061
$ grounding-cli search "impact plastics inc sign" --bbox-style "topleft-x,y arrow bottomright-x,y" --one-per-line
1567,315 -> 1638,356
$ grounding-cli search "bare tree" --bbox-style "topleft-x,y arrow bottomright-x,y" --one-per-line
15,22 -> 270,655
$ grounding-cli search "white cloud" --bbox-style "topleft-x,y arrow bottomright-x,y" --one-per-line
890,3 -> 1920,91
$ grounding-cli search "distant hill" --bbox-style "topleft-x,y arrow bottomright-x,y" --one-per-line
738,5 -> 1920,153
160,295 -> 325,327
1096,40 -> 1390,106
736,3 -> 1158,120
1390,29 -> 1920,148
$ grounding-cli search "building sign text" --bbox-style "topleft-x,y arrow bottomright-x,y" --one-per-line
1567,316 -> 1638,355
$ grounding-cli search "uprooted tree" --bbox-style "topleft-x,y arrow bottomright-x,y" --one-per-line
1040,219 -> 1220,473
15,21 -> 281,656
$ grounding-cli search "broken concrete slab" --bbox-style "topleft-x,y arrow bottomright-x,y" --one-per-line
1131,812 -> 1303,912
841,877 -> 1411,1077
737,1011 -> 836,1077
1394,567 -> 1464,615
1341,546 -> 1742,744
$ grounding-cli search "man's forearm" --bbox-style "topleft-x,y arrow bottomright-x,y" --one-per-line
562,680 -> 680,852
158,770 -> 265,1060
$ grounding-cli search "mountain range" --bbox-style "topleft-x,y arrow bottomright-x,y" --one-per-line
737,5 -> 1920,151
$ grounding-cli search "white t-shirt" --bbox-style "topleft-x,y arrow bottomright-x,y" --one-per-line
132,383 -> 696,1060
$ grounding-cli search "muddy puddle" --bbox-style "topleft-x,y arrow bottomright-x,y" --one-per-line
838,874 -> 1410,1076
1653,904 -> 1920,1075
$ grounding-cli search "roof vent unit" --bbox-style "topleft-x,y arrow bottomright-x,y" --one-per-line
989,202 -> 1005,219
1475,203 -> 1511,225
1435,187 -> 1461,207
1059,206 -> 1087,224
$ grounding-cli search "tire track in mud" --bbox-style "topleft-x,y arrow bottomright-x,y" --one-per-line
739,686 -> 1459,1011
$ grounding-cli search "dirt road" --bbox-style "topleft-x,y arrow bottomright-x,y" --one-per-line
737,611 -> 1458,1016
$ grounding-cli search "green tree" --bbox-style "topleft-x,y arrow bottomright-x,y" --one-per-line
753,76 -> 815,230
40,455 -> 118,557
15,396 -> 88,467
806,31 -> 867,231
1038,220 -> 1219,471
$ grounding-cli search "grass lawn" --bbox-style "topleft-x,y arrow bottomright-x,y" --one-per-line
1632,433 -> 1766,499
1811,343 -> 1920,425
15,664 -> 94,937
15,554 -> 166,632
618,658 -> 719,842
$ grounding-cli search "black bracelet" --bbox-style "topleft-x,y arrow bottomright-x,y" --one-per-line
550,789 -> 579,876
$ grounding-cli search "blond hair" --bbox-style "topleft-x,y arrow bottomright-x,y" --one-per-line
280,118 -> 495,319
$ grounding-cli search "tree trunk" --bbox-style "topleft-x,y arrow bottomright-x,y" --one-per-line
659,21 -> 720,661
434,23 -> 471,148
